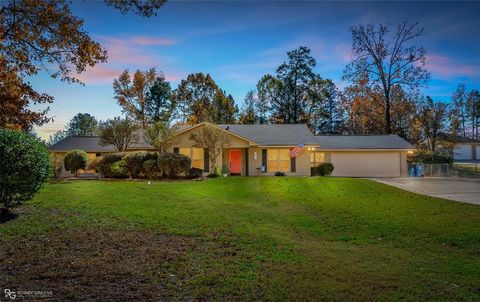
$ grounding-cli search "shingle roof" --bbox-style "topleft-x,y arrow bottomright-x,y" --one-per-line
50,126 -> 415,152
315,135 -> 414,150
49,136 -> 116,152
217,124 -> 318,145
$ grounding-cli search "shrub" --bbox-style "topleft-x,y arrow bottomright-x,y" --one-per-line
96,152 -> 125,177
51,153 -> 64,179
409,150 -> 453,164
207,166 -> 221,178
311,162 -> 335,176
187,167 -> 204,179
274,171 -> 285,176
110,160 -> 128,178
124,151 -> 152,178
143,159 -> 158,179
0,129 -> 51,210
222,164 -> 230,176
64,149 -> 88,176
157,152 -> 191,178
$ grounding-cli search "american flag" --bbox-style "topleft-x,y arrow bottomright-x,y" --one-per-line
289,144 -> 305,158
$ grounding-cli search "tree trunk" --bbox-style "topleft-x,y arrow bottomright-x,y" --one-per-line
385,94 -> 392,134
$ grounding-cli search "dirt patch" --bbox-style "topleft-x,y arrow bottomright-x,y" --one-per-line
0,226 -> 197,301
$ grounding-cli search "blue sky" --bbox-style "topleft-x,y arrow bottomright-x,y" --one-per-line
33,1 -> 480,139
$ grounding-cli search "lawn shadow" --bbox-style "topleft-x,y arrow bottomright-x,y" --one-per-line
0,209 -> 18,223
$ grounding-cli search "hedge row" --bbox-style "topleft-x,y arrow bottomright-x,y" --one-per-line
91,151 -> 201,179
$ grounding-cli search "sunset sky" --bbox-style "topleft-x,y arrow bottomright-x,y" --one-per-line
32,1 -> 480,139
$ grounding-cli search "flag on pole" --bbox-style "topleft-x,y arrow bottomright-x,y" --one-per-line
289,144 -> 305,158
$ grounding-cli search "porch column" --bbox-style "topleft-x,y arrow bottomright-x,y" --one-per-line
245,148 -> 249,176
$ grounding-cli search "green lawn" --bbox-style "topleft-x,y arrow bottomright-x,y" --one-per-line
1,177 -> 480,301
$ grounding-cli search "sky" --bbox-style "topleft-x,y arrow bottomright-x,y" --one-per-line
32,1 -> 480,139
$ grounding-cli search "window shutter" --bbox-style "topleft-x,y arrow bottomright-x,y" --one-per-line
173,147 -> 179,154
262,149 -> 267,172
290,149 -> 296,173
203,148 -> 209,172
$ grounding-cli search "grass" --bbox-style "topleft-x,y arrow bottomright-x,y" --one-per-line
1,177 -> 480,301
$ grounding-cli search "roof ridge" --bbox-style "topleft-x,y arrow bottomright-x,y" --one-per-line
315,134 -> 398,137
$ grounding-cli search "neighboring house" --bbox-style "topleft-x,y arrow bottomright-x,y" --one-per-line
452,136 -> 480,162
50,123 -> 414,177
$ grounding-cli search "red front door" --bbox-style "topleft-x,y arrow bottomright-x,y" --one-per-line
229,150 -> 241,174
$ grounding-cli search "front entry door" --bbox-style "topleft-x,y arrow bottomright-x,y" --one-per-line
229,150 -> 241,175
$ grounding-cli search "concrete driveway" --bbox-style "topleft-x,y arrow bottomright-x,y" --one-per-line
372,178 -> 480,205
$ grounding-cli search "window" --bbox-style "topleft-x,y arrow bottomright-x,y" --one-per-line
267,149 -> 290,172
310,152 -> 325,167
179,147 -> 204,170
191,148 -> 204,169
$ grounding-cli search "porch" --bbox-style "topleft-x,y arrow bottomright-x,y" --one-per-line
222,148 -> 249,176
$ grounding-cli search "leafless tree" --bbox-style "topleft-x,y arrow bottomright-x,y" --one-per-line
344,22 -> 430,134
189,123 -> 230,172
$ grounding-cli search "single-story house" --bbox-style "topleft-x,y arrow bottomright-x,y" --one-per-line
50,123 -> 414,177
452,136 -> 480,162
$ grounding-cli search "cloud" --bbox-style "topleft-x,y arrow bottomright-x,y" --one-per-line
426,54 -> 479,79
129,36 -> 177,46
100,36 -> 160,66
75,64 -> 123,84
71,35 -> 183,84
333,43 -> 352,63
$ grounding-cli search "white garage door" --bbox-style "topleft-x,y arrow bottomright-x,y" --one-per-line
454,145 -> 472,160
331,152 -> 401,177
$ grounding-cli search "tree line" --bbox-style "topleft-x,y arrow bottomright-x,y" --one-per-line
0,0 -> 478,159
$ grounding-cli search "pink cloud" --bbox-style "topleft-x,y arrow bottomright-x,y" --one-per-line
75,64 -> 181,85
333,43 -> 352,63
129,36 -> 176,46
75,64 -> 123,84
426,54 -> 479,78
101,36 -> 159,66
164,73 -> 181,82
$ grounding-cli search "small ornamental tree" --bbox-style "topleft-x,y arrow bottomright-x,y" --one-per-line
189,123 -> 230,172
0,128 -> 51,212
145,122 -> 177,152
64,150 -> 88,176
98,117 -> 139,152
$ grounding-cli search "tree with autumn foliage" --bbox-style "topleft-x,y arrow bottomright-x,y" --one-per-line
344,22 -> 430,134
256,46 -> 340,130
146,74 -> 175,124
339,77 -> 386,134
340,74 -> 418,142
412,96 -> 452,153
450,84 -> 480,140
98,117 -> 139,152
113,69 -> 157,128
0,0 -> 164,130
174,73 -> 237,124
